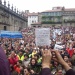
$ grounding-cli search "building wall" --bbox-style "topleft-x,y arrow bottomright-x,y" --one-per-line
38,13 -> 42,22
0,25 -> 10,30
41,7 -> 75,27
0,3 -> 27,31
41,12 -> 62,24
63,15 -> 75,20
42,12 -> 62,17
42,24 -> 61,27
28,15 -> 38,27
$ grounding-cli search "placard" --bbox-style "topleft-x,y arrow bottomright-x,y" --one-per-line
54,44 -> 63,50
35,28 -> 50,46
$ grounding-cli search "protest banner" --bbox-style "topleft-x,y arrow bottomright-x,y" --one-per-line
35,28 -> 50,46
54,44 -> 64,50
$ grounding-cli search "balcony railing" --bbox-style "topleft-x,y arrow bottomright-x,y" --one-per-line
64,20 -> 75,23
42,16 -> 62,19
42,20 -> 75,24
42,21 -> 62,24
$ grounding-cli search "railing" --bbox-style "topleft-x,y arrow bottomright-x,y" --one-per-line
42,21 -> 62,24
0,3 -> 27,21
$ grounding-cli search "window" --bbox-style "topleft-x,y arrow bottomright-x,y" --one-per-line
46,12 -> 50,16
4,26 -> 7,30
51,12 -> 54,16
29,16 -> 31,18
34,16 -> 36,18
57,12 -> 61,16
70,12 -> 73,13
32,20 -> 34,23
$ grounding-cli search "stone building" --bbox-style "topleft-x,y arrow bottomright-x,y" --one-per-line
28,12 -> 39,27
31,7 -> 75,28
0,0 -> 27,31
41,7 -> 75,27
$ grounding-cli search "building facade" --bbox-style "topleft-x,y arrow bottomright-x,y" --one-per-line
0,0 -> 27,31
28,13 -> 39,27
41,7 -> 75,27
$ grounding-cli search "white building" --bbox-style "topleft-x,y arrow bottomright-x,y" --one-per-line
28,13 -> 39,27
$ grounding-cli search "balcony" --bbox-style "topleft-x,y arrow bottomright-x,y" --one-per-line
0,22 -> 10,26
63,19 -> 75,23
42,16 -> 61,19
42,21 -> 62,24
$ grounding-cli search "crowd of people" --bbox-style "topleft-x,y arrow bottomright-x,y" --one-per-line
0,26 -> 75,75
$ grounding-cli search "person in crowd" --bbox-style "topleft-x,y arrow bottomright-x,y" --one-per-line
23,54 -> 31,67
0,46 -> 11,75
63,55 -> 69,62
55,67 -> 64,75
71,48 -> 75,66
17,50 -> 24,61
14,60 -> 22,74
29,58 -> 41,74
8,51 -> 19,66
31,49 -> 37,58
66,42 -> 74,57
39,49 -> 75,75
0,26 -> 75,75
61,50 -> 70,59
34,54 -> 42,65
24,67 -> 31,75
24,67 -> 37,75
66,59 -> 73,68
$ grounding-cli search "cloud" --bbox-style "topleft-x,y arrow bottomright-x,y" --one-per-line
6,0 -> 75,12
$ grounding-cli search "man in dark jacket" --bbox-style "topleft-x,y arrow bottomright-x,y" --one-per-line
39,49 -> 75,75
0,46 -> 11,75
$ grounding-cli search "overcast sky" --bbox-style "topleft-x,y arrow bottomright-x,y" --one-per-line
4,0 -> 75,13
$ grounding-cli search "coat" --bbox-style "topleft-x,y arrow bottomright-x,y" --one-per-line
0,46 -> 11,75
39,68 -> 75,75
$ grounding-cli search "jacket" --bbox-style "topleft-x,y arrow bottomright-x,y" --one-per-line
0,46 -> 11,75
39,68 -> 75,75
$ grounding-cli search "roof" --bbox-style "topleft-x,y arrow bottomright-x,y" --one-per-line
42,7 -> 75,13
65,8 -> 75,11
42,6 -> 63,12
28,13 -> 38,16
42,9 -> 62,13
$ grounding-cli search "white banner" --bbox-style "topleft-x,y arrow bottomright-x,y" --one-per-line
54,44 -> 63,50
35,28 -> 50,46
